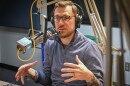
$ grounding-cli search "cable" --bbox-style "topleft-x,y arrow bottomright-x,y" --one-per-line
17,0 -> 37,62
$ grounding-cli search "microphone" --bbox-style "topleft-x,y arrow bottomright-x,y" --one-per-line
17,27 -> 59,53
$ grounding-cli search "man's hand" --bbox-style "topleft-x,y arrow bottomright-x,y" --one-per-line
61,55 -> 100,86
15,61 -> 38,85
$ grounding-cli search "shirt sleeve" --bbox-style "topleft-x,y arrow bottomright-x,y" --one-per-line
35,41 -> 52,85
83,43 -> 104,86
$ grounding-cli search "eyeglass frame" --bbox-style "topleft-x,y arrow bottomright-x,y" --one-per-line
54,15 -> 75,23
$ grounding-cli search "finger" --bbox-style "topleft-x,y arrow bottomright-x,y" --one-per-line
61,68 -> 79,73
61,73 -> 74,77
18,61 -> 38,70
18,65 -> 26,71
63,63 -> 79,69
15,71 -> 20,78
21,75 -> 25,85
16,75 -> 20,81
64,77 -> 76,83
15,68 -> 24,79
24,61 -> 38,69
75,55 -> 83,64
15,71 -> 22,81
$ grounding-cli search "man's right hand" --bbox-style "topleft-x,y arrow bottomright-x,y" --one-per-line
15,61 -> 38,85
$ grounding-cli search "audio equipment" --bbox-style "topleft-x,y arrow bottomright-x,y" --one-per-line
17,27 -> 59,53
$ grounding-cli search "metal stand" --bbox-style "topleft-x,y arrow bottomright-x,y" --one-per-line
104,0 -> 113,85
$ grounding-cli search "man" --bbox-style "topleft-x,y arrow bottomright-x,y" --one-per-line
15,1 -> 104,86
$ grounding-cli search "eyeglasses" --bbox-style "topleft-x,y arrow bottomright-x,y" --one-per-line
54,15 -> 75,23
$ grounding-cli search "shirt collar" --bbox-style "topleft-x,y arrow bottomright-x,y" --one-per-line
55,30 -> 79,46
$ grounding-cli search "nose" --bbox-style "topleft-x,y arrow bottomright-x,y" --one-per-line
58,18 -> 64,24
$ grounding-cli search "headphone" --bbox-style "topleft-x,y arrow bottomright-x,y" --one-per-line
50,3 -> 84,29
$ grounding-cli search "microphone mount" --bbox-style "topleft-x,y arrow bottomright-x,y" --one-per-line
17,27 -> 59,53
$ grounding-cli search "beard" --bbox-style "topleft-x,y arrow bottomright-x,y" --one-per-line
59,30 -> 75,38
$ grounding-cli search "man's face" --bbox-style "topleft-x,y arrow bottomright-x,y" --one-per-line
54,6 -> 76,38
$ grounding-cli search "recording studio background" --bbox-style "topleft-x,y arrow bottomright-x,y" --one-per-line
0,0 -> 130,86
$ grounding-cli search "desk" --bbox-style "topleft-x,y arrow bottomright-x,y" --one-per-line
0,80 -> 20,86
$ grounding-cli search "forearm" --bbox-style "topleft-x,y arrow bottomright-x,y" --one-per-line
28,69 -> 50,85
86,73 -> 100,86
28,69 -> 49,85
28,68 -> 38,81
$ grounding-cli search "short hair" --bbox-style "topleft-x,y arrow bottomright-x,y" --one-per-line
54,0 -> 78,16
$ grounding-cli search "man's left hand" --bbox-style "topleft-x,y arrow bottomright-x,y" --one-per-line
61,55 -> 94,83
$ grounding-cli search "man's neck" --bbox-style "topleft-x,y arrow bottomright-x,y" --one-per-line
60,33 -> 75,46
